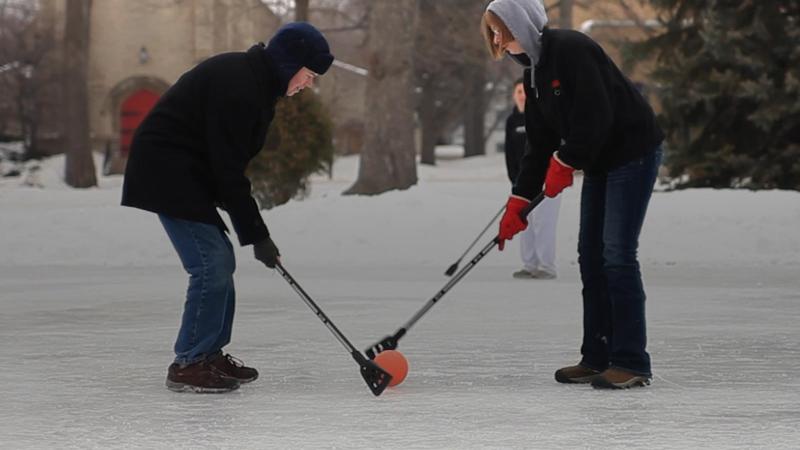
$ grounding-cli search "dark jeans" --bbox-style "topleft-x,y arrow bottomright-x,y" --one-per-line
159,215 -> 236,365
577,146 -> 662,376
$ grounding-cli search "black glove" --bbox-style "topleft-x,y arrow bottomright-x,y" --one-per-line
253,236 -> 280,268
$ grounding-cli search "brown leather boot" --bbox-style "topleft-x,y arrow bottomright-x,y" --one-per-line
591,367 -> 652,389
208,353 -> 259,383
554,364 -> 602,384
166,361 -> 240,393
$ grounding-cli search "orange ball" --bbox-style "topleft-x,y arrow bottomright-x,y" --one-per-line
374,350 -> 409,387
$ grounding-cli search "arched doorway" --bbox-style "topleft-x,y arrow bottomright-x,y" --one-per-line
120,89 -> 159,155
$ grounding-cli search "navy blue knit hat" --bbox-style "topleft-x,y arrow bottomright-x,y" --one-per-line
266,22 -> 334,86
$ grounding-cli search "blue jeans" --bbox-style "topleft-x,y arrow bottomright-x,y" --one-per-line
577,146 -> 662,376
159,215 -> 236,365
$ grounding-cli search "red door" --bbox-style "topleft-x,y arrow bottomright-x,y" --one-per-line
120,89 -> 159,155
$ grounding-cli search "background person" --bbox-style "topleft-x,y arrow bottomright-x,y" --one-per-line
504,78 -> 561,280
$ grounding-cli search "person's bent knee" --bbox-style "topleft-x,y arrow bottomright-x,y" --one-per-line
602,245 -> 639,271
206,251 -> 235,279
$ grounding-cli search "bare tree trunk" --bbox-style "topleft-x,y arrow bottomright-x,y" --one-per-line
419,90 -> 438,165
344,0 -> 418,195
415,0 -> 472,166
1,0 -> 56,160
559,0 -> 574,29
460,0 -> 490,158
295,0 -> 309,22
63,0 -> 96,188
16,79 -> 40,160
463,67 -> 486,157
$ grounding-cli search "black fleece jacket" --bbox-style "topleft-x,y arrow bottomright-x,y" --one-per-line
121,45 -> 284,246
513,28 -> 664,199
504,107 -> 527,183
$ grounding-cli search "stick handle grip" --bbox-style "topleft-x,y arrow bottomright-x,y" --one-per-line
518,191 -> 546,219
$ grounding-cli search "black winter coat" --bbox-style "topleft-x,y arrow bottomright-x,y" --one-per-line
122,45 -> 285,246
513,28 -> 664,199
504,107 -> 527,184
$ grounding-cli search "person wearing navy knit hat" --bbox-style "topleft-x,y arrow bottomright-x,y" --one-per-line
122,22 -> 334,393
267,22 -> 334,92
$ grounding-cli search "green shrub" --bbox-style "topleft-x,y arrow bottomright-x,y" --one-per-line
247,90 -> 334,209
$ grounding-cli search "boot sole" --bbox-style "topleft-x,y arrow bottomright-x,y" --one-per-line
591,377 -> 652,389
513,271 -> 557,279
166,380 -> 240,393
236,373 -> 258,384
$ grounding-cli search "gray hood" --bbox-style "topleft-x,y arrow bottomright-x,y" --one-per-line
486,0 -> 548,70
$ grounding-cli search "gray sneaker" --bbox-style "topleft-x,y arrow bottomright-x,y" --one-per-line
512,269 -> 557,279
512,269 -> 535,279
531,269 -> 557,279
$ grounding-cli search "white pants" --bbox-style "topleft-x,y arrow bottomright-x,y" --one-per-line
520,195 -> 562,274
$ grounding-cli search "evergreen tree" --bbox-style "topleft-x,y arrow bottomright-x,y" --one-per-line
247,91 -> 333,209
629,0 -> 800,189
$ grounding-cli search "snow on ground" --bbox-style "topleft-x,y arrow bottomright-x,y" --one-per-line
1,148 -> 799,449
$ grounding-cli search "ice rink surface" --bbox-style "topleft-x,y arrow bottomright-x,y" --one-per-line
1,151 -> 798,449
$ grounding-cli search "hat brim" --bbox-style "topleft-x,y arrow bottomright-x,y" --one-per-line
307,53 -> 334,75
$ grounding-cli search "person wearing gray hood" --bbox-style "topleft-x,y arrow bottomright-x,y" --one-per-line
482,0 -> 664,389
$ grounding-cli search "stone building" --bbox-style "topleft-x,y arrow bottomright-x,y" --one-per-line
39,0 -> 280,172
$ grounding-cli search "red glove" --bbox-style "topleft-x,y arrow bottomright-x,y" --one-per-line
544,153 -> 575,197
498,196 -> 531,251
